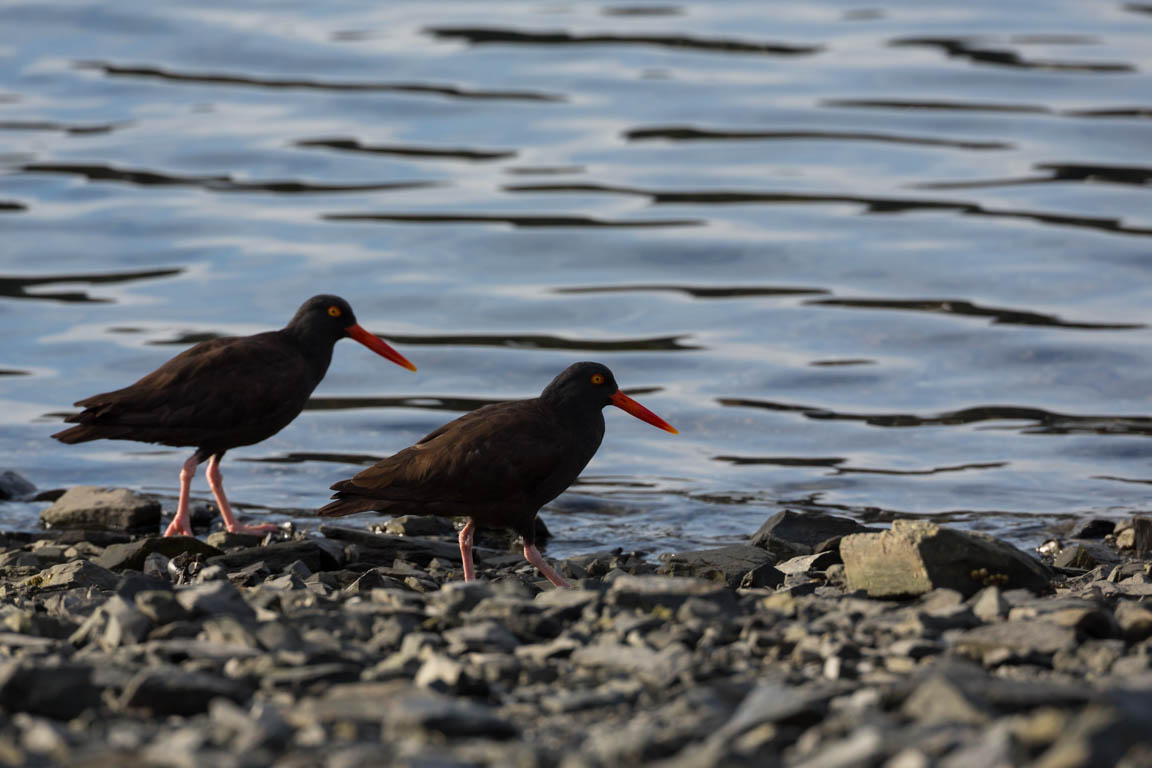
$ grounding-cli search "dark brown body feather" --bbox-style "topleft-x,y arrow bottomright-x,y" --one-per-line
53,330 -> 331,458
319,398 -> 606,545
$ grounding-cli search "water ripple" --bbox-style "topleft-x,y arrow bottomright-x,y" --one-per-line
889,37 -> 1135,72
718,399 -> 1152,437
296,138 -> 516,162
77,62 -> 565,102
151,330 -> 698,352
625,125 -> 1011,150
504,183 -> 1152,238
913,162 -> 1152,190
426,26 -> 821,56
804,296 -> 1144,330
0,268 -> 182,304
715,455 -> 1008,475
19,163 -> 437,194
322,211 -> 702,228
556,283 -> 828,299
0,120 -> 124,135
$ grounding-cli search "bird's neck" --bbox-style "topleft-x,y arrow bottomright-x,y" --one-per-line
281,325 -> 336,380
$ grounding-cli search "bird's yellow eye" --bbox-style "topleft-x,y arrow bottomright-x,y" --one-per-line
328,306 -> 342,318
590,373 -> 605,385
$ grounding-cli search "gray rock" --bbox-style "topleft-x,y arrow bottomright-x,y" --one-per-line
1054,544 -> 1097,570
204,531 -> 266,550
841,519 -> 1052,598
135,590 -> 189,625
1008,597 -> 1118,638
382,514 -> 456,537
740,562 -> 785,589
658,545 -> 774,589
94,536 -> 223,571
175,580 -> 256,622
443,621 -> 520,654
1033,691 -> 1152,768
751,509 -> 873,553
970,585 -> 1010,622
775,551 -> 841,577
319,525 -> 470,566
120,666 -> 253,715
0,470 -> 36,501
69,594 -> 152,649
207,539 -> 342,574
1115,601 -> 1152,643
40,486 -> 160,531
29,559 -> 119,591
953,620 -> 1078,664
0,660 -> 100,719
571,641 -> 691,687
1066,518 -> 1116,539
607,574 -> 736,612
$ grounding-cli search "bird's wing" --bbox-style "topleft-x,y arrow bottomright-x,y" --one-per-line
331,400 -> 569,506
70,333 -> 315,434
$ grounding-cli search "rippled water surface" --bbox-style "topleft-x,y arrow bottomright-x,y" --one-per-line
3,0 -> 1152,555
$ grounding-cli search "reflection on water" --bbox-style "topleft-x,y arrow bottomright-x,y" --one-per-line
3,0 -> 1152,553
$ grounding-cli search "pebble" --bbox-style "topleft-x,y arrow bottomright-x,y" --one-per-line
2,495 -> 1152,764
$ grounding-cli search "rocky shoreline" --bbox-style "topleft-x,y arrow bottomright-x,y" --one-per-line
1,477 -> 1151,766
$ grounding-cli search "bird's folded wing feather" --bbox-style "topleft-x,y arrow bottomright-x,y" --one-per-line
332,400 -> 566,505
71,334 -> 314,431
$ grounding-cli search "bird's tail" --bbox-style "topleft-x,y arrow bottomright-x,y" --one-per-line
52,424 -> 112,444
317,495 -> 384,517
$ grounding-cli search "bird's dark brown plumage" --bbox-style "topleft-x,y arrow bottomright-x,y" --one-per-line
53,294 -> 415,536
319,361 -> 676,586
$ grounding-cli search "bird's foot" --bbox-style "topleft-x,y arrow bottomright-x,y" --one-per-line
163,517 -> 194,537
226,521 -> 279,535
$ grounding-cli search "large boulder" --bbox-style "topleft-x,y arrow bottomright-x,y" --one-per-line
841,519 -> 1052,598
657,544 -> 775,588
40,486 -> 160,531
95,536 -> 223,571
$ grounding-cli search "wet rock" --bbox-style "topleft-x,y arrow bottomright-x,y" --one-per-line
28,559 -> 119,591
120,666 -> 253,715
608,574 -> 736,612
1067,518 -> 1116,540
751,509 -> 873,554
0,660 -> 100,719
40,486 -> 161,531
94,536 -> 223,571
0,470 -> 36,501
657,544 -> 774,588
841,519 -> 1052,598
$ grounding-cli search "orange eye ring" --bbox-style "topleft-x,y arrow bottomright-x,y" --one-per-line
590,373 -> 605,385
327,306 -> 342,318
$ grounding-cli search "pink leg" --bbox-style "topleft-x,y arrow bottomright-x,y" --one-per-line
524,543 -> 571,588
163,454 -> 200,537
458,519 -> 476,581
205,454 -> 277,535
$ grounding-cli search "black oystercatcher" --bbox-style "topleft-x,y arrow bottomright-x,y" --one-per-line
53,295 -> 416,536
317,361 -> 677,587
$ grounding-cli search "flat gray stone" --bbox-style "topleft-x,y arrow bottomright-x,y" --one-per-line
120,666 -> 253,715
29,559 -> 119,592
607,574 -> 736,612
841,519 -> 1052,598
657,544 -> 774,589
40,486 -> 160,531
953,620 -> 1078,663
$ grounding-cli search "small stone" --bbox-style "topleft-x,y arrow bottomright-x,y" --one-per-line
970,586 -> 1010,622
1115,601 -> 1152,642
40,486 -> 160,531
